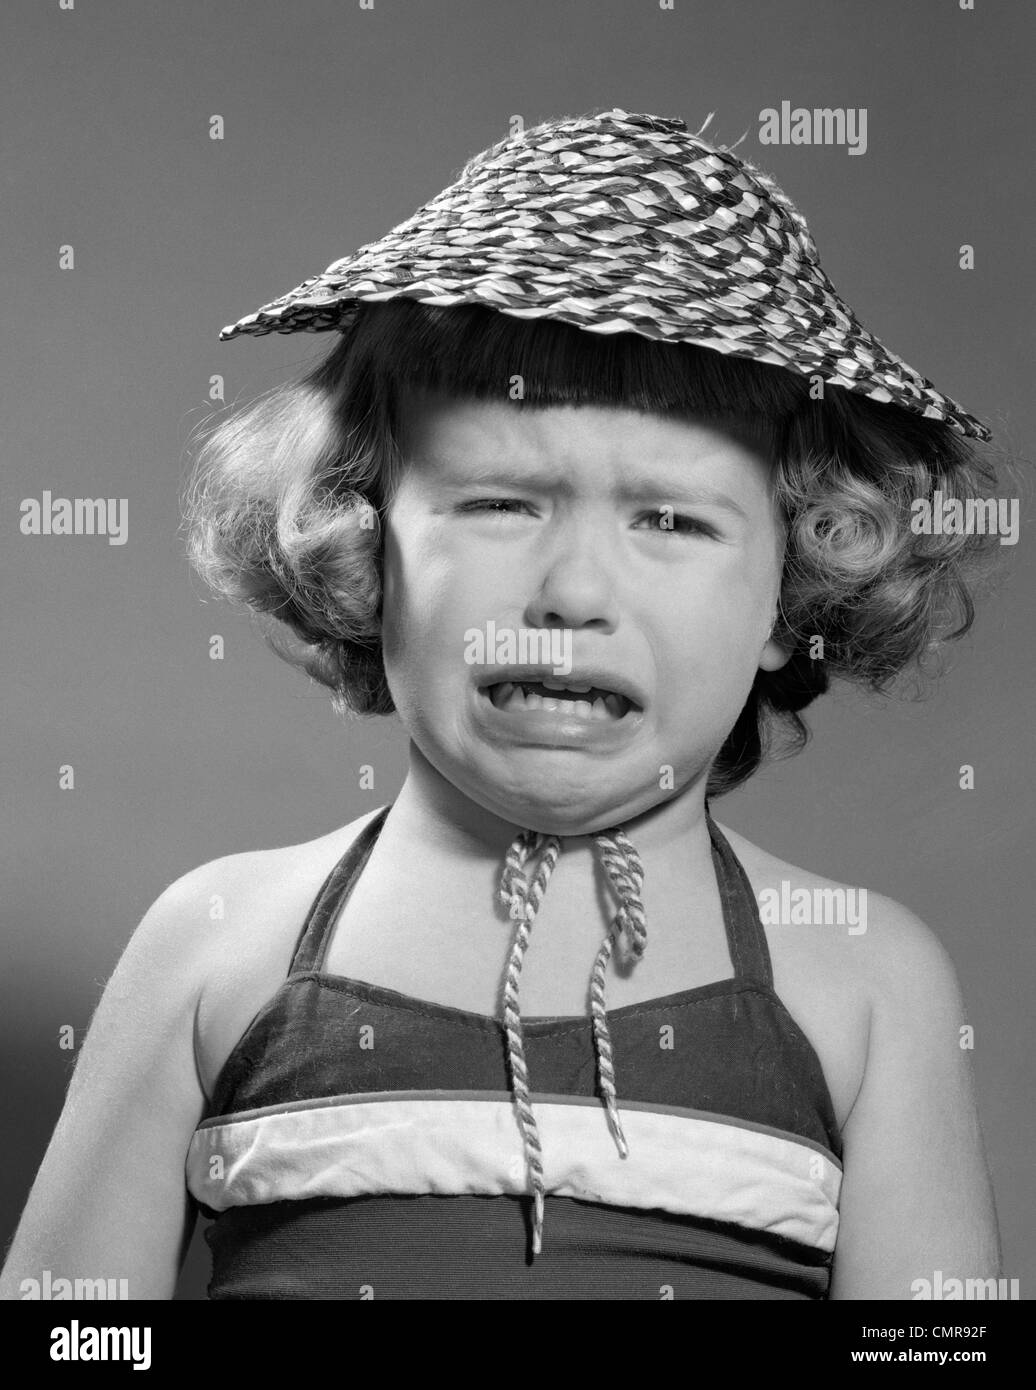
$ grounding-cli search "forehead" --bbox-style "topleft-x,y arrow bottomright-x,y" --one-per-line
396,386 -> 773,481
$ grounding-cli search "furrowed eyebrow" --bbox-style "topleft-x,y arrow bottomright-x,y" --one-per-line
445,465 -> 750,520
614,477 -> 749,519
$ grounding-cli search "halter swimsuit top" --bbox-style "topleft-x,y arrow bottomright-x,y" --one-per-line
186,803 -> 844,1300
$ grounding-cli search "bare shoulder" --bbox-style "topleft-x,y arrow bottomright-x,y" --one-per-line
710,818 -> 961,1130
0,808 -> 390,1301
719,821 -> 999,1295
186,806 -> 390,1102
188,804 -> 388,952
713,816 -> 956,985
719,825 -> 1006,1299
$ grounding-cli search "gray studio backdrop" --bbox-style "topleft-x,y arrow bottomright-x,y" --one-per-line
2,0 -> 1032,1300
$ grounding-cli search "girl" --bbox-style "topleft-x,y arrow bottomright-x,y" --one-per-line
1,109 -> 1004,1300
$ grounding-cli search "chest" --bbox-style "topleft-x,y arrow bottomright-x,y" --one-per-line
198,848 -> 869,1135
320,869 -> 866,1128
321,870 -> 737,1018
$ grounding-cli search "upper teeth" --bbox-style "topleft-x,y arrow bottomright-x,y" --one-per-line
541,677 -> 592,693
487,680 -> 630,718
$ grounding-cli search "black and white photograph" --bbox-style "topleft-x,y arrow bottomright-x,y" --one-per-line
1,0 -> 1031,1351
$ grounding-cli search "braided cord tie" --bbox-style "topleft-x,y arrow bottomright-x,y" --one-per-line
589,828 -> 647,1158
496,821 -> 647,1257
496,828 -> 562,1256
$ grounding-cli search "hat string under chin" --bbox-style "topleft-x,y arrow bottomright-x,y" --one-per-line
496,824 -> 647,1257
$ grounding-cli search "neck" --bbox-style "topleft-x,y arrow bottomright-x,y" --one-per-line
389,741 -> 715,874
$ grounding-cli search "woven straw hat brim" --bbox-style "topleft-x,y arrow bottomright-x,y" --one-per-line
219,109 -> 991,441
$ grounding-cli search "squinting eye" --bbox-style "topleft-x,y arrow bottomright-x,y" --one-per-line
637,512 -> 715,537
461,499 -> 529,515
460,501 -> 715,536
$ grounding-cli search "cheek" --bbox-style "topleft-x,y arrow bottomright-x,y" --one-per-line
652,554 -> 777,687
380,521 -> 484,675
686,543 -> 778,615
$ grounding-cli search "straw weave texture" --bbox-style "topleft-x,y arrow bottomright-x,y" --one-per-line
220,108 -> 990,440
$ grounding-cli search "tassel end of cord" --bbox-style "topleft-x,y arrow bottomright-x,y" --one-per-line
605,1098 -> 630,1159
531,1190 -> 545,1255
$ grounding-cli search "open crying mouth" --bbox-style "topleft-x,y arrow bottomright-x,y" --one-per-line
484,680 -> 633,720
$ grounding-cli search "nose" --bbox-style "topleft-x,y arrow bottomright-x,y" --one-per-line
523,512 -> 620,632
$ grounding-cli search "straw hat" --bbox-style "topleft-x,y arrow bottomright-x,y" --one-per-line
219,107 -> 990,441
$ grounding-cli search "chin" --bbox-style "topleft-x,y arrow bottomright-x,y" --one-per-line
475,781 -> 645,839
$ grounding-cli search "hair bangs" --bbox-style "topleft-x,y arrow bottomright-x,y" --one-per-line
319,298 -> 809,441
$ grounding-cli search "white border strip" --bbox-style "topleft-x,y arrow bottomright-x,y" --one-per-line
188,1094 -> 841,1250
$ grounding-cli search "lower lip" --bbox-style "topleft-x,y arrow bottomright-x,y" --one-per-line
471,685 -> 644,750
